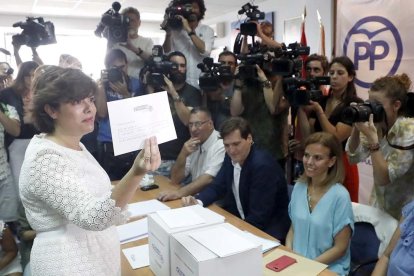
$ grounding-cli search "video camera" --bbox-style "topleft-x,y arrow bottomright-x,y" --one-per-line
267,42 -> 310,77
197,57 -> 233,92
142,45 -> 178,88
283,76 -> 329,106
341,100 -> 385,124
238,3 -> 265,36
161,0 -> 197,30
94,2 -> 129,45
12,17 -> 56,48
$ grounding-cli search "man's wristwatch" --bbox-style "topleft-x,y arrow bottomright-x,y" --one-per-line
136,48 -> 143,56
188,31 -> 196,36
261,80 -> 272,89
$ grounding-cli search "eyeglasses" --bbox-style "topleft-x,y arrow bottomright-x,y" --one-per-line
188,120 -> 209,129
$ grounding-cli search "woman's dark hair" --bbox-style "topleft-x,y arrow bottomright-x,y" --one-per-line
329,56 -> 358,103
30,65 -> 98,133
104,49 -> 127,69
370,73 -> 412,117
11,61 -> 39,95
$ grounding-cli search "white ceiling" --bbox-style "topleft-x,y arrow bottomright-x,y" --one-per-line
0,0 -> 268,22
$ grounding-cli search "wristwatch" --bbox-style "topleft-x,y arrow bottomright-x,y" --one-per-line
261,80 -> 272,89
136,48 -> 143,56
188,31 -> 196,36
172,95 -> 183,102
368,143 -> 380,152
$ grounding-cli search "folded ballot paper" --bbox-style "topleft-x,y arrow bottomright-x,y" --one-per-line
127,199 -> 170,219
116,200 -> 170,244
117,218 -> 148,244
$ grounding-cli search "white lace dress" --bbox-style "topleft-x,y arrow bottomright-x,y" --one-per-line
19,134 -> 129,276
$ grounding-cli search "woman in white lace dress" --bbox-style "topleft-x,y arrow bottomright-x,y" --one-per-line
19,66 -> 160,276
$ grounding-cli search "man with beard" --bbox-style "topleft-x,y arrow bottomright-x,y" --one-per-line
113,7 -> 153,78
158,107 -> 225,201
150,51 -> 202,177
95,49 -> 145,180
162,0 -> 214,89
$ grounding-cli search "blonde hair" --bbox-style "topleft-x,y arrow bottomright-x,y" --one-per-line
297,132 -> 345,187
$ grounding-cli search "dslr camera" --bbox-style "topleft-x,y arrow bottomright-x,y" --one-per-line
101,66 -> 125,90
238,3 -> 265,36
161,0 -> 197,30
12,17 -> 57,48
268,42 -> 310,77
283,76 -> 329,106
95,2 -> 129,45
142,45 -> 178,88
197,57 -> 233,92
341,100 -> 385,124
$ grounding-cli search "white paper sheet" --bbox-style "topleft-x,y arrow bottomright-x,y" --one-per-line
156,206 -> 206,229
242,231 -> 281,253
116,218 -> 148,243
122,244 -> 150,269
128,199 -> 170,219
107,91 -> 176,156
189,225 -> 257,257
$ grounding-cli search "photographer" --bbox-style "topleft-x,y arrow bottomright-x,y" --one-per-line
113,7 -> 153,78
162,0 -> 214,88
95,49 -> 145,180
241,20 -> 282,54
146,51 -> 201,177
297,56 -> 362,202
346,74 -> 414,219
230,61 -> 290,168
0,62 -> 14,90
203,50 -> 237,129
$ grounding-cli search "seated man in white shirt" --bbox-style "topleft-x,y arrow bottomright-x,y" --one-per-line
158,107 -> 225,201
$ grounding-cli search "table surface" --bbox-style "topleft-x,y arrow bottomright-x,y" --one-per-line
119,176 -> 336,276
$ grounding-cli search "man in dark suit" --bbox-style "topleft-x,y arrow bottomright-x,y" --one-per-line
182,117 -> 290,242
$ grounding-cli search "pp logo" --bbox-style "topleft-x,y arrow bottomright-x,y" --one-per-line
343,16 -> 403,88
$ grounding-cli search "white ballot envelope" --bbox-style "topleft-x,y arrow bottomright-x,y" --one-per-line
107,91 -> 176,156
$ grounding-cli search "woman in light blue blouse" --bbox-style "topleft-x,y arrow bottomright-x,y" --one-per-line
372,200 -> 414,276
286,132 -> 354,275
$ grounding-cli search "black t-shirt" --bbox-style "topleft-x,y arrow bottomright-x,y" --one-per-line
158,83 -> 202,160
0,87 -> 38,140
312,92 -> 363,148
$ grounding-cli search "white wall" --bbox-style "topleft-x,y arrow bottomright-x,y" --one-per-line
0,0 -> 334,72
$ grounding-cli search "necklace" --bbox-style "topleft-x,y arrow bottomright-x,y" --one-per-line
307,185 -> 314,212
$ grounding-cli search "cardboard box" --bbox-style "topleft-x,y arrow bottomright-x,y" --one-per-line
148,205 -> 225,276
170,223 -> 262,276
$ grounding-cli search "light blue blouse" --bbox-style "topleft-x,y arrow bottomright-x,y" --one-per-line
388,200 -> 414,276
289,182 -> 354,275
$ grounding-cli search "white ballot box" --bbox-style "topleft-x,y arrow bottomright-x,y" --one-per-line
170,223 -> 262,276
148,205 -> 225,276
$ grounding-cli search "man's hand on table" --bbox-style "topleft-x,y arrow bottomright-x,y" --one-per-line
181,196 -> 199,206
157,190 -> 183,202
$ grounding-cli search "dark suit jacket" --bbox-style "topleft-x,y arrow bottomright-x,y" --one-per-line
197,146 -> 291,241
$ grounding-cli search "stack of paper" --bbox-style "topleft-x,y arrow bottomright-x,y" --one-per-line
156,206 -> 206,228
116,218 -> 148,244
242,231 -> 281,253
188,225 -> 257,257
128,199 -> 170,219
